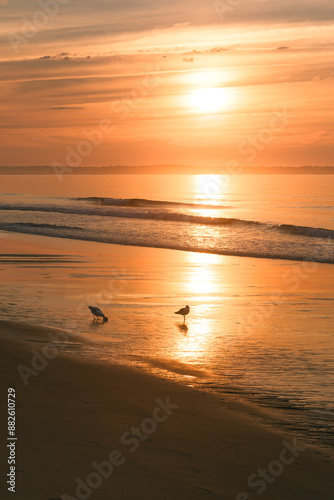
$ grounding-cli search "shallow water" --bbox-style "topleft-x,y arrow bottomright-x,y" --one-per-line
1,238 -> 333,449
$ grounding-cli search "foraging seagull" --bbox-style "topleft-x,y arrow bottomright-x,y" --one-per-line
88,306 -> 108,322
175,305 -> 190,323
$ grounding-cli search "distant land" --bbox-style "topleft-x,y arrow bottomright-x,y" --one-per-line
0,166 -> 334,175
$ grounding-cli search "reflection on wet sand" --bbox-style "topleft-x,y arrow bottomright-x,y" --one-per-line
1,232 -> 334,448
177,323 -> 188,333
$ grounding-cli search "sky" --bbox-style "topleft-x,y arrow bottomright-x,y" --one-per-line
0,0 -> 333,167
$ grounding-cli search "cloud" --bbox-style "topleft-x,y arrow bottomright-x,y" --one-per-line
183,47 -> 231,56
209,47 -> 230,53
45,106 -> 84,110
183,50 -> 201,55
299,131 -> 330,144
0,0 -> 333,166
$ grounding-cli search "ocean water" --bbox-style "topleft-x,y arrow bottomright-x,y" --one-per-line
0,174 -> 333,263
0,174 -> 333,448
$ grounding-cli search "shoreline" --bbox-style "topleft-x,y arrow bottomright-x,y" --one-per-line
1,320 -> 333,500
1,227 -> 333,265
1,166 -> 334,175
1,230 -> 334,452
1,316 -> 332,453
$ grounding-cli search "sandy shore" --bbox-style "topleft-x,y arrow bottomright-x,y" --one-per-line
1,230 -> 334,499
0,320 -> 333,500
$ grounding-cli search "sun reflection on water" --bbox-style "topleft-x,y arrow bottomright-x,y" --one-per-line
185,251 -> 226,297
171,251 -> 228,367
193,174 -> 230,207
173,310 -> 217,365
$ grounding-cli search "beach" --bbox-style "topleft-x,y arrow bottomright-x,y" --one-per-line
0,230 -> 333,499
2,0 -> 334,495
1,320 -> 334,500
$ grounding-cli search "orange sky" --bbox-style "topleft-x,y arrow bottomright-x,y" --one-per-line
0,0 -> 333,167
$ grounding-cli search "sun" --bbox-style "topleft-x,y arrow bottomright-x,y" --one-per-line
189,87 -> 235,114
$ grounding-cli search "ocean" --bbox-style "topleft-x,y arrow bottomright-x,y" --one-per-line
0,174 -> 333,263
0,173 -> 333,448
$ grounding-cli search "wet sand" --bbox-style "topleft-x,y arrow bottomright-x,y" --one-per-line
0,320 -> 334,500
0,230 -> 333,499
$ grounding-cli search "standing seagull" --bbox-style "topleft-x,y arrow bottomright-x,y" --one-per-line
89,306 -> 108,322
175,305 -> 190,323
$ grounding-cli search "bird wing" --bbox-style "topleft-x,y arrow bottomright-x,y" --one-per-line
89,306 -> 104,316
93,307 -> 105,317
175,307 -> 186,314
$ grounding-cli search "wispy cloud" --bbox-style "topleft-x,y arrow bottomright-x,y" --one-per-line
0,0 -> 333,166
46,106 -> 84,110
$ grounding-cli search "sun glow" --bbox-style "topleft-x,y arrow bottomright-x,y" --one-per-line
189,87 -> 235,113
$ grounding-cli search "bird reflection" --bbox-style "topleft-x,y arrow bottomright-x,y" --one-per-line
177,323 -> 188,333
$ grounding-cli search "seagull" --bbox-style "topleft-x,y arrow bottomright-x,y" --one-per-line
175,305 -> 190,323
88,306 -> 108,322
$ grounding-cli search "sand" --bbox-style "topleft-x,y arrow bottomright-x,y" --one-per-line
0,230 -> 333,499
0,320 -> 333,500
